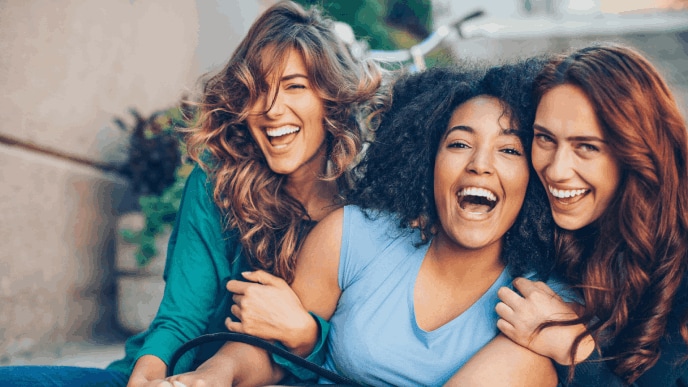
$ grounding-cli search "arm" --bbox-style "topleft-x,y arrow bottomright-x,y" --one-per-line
289,207 -> 343,319
163,208 -> 345,386
126,356 -> 167,387
563,300 -> 688,387
444,334 -> 557,387
128,166 -> 231,386
495,277 -> 595,365
496,277 -> 622,386
445,277 -> 586,387
224,270 -> 320,357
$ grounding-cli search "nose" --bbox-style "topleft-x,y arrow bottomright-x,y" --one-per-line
466,147 -> 495,175
264,90 -> 285,119
545,147 -> 575,182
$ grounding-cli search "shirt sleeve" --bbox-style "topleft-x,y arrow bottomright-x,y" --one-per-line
135,165 -> 229,372
272,312 -> 331,382
557,293 -> 688,386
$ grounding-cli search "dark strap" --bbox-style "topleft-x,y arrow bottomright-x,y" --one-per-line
167,332 -> 361,386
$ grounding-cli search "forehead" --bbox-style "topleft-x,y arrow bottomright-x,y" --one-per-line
536,84 -> 603,136
448,96 -> 513,130
259,46 -> 308,81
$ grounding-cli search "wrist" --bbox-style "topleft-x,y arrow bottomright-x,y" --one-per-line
282,311 -> 319,357
552,326 -> 595,365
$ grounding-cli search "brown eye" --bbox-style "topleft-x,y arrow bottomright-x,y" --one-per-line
501,147 -> 522,156
448,141 -> 470,149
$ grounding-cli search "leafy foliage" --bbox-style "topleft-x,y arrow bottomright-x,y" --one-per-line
115,103 -> 196,266
293,0 -> 433,51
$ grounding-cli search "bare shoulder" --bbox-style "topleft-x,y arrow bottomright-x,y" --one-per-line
292,207 -> 344,319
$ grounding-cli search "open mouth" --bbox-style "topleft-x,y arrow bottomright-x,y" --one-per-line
266,125 -> 300,147
457,187 -> 498,213
548,185 -> 590,205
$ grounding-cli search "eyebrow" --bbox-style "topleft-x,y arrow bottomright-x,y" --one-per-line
533,124 -> 607,143
444,125 -> 521,139
281,73 -> 309,82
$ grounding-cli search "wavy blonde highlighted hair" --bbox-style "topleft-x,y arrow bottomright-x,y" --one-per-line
185,1 -> 387,282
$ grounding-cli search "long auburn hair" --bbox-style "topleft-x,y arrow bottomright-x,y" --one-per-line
185,1 -> 387,282
534,43 -> 688,383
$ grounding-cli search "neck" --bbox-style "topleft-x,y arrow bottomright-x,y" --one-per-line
286,177 -> 339,221
284,147 -> 339,221
426,232 -> 505,282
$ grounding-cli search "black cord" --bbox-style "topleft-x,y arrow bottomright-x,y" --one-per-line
167,332 -> 361,386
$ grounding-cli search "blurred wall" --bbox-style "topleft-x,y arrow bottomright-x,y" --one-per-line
433,0 -> 688,116
0,0 -> 270,363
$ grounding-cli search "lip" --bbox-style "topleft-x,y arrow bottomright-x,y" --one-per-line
455,184 -> 500,219
266,125 -> 300,137
547,184 -> 590,207
261,124 -> 301,150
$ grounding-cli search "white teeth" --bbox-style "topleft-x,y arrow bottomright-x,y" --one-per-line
266,125 -> 300,137
458,187 -> 497,202
549,186 -> 588,199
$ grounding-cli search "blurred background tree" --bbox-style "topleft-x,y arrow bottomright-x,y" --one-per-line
293,0 -> 447,64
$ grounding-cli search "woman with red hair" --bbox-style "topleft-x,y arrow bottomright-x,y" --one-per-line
497,43 -> 688,386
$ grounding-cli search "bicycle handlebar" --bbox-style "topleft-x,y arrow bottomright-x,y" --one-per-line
367,9 -> 485,64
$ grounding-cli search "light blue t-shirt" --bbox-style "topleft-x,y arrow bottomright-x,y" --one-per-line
320,205 -> 567,386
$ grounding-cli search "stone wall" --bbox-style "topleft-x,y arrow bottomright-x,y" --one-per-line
0,0 -> 270,363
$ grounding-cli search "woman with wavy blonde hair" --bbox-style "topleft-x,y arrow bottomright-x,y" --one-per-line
496,43 -> 688,386
0,2 -> 386,386
123,1 -> 387,386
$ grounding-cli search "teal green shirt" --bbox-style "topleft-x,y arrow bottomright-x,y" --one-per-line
107,165 -> 327,381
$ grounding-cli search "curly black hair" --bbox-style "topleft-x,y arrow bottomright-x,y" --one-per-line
348,58 -> 554,278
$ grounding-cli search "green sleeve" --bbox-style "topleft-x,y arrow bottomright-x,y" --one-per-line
109,165 -> 333,380
110,165 -> 237,375
272,312 -> 331,382
138,165 -> 232,371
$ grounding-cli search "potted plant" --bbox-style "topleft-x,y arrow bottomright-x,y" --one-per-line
114,103 -> 194,333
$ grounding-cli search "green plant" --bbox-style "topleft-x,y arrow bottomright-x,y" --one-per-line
120,164 -> 193,266
115,103 -> 196,266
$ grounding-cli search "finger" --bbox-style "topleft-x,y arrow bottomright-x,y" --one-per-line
231,293 -> 243,307
225,316 -> 245,333
497,286 -> 524,308
512,277 -> 539,297
175,379 -> 206,387
226,279 -> 251,294
495,301 -> 514,320
531,280 -> 558,297
229,304 -> 243,320
496,318 -> 515,338
242,270 -> 286,287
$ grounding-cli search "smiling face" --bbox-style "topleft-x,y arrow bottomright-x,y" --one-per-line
433,96 -> 529,251
246,47 -> 328,179
532,84 -> 622,230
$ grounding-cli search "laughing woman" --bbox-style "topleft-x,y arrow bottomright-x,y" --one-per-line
495,43 -> 688,386
171,60 -> 576,386
0,2 -> 386,386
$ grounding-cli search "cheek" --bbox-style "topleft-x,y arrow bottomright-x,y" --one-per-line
530,147 -> 548,172
504,163 -> 530,201
433,156 -> 454,204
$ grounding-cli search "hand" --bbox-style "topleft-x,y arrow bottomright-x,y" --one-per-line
134,380 -> 204,387
164,369 -> 232,387
226,270 -> 318,356
495,277 -> 595,365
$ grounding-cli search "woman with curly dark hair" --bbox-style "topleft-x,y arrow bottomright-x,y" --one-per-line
495,43 -> 688,386
186,60 -> 574,386
0,2 -> 386,387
